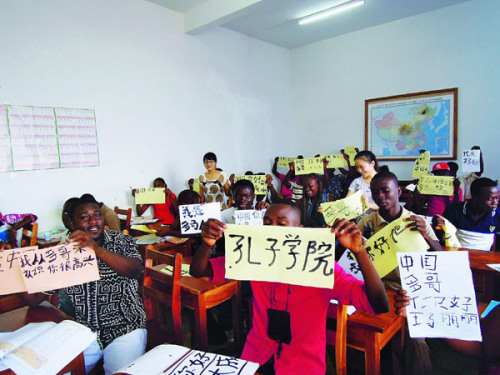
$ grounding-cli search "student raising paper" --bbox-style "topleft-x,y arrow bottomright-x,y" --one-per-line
190,200 -> 389,375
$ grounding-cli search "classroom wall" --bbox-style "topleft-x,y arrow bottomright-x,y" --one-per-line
0,0 -> 291,231
289,0 -> 500,180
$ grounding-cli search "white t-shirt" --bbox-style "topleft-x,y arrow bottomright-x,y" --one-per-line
348,176 -> 374,203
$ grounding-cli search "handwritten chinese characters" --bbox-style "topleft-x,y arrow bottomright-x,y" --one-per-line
166,349 -> 256,375
320,190 -> 365,225
278,157 -> 295,168
322,154 -> 346,169
224,224 -> 336,288
0,243 -> 99,295
397,252 -> 482,341
412,151 -> 430,178
117,344 -> 259,375
179,202 -> 221,234
418,176 -> 454,196
364,215 -> 429,278
135,188 -> 166,205
234,175 -> 267,195
462,149 -> 481,173
234,209 -> 266,226
294,157 -> 324,175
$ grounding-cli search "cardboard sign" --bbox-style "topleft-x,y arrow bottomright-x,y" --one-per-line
135,188 -> 166,204
322,154 -> 346,168
234,175 -> 267,195
397,252 -> 482,341
344,146 -> 357,162
0,247 -> 37,295
0,244 -> 100,295
234,210 -> 266,226
461,150 -> 481,173
440,216 -> 461,248
294,157 -> 323,175
364,215 -> 429,278
224,224 -> 336,288
418,176 -> 454,196
278,157 -> 295,168
179,202 -> 221,234
320,190 -> 365,225
412,151 -> 430,178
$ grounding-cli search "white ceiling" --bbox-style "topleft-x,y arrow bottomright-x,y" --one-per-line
146,0 -> 471,49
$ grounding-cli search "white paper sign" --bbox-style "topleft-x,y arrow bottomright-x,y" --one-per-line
397,252 -> 482,341
179,202 -> 221,234
462,150 -> 481,173
337,249 -> 364,281
234,210 -> 266,226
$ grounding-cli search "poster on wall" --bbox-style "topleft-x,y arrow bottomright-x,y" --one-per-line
0,105 -> 99,172
365,88 -> 457,161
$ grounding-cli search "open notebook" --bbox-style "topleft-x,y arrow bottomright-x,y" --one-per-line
0,320 -> 95,375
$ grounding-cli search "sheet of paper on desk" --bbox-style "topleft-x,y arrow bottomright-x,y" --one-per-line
224,224 -> 336,288
130,216 -> 158,225
320,190 -> 365,225
1,320 -> 96,375
0,247 -> 37,295
234,209 -> 266,226
397,251 -> 482,341
115,344 -> 259,375
161,263 -> 191,277
365,215 -> 429,278
487,264 -> 500,272
462,149 -> 481,173
179,202 -> 221,234
18,243 -> 100,294
135,187 -> 166,204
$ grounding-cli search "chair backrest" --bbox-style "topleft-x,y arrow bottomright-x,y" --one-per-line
20,222 -> 38,247
114,206 -> 132,233
326,303 -> 348,375
143,249 -> 183,346
0,294 -> 27,314
145,240 -> 191,258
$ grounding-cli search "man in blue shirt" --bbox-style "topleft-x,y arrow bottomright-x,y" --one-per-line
435,177 -> 499,250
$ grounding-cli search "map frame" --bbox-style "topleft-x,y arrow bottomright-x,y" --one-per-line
365,88 -> 458,161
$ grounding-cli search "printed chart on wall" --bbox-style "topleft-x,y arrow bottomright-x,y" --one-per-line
0,105 -> 99,172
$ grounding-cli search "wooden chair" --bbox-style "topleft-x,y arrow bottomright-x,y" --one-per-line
326,303 -> 348,375
145,240 -> 192,258
143,249 -> 183,349
0,222 -> 40,313
114,206 -> 132,233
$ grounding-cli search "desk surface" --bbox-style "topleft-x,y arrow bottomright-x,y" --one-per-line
0,301 -> 68,331
0,301 -> 86,375
345,290 -> 403,333
444,247 -> 500,272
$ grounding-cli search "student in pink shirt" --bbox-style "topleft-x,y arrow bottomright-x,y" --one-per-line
190,201 -> 389,375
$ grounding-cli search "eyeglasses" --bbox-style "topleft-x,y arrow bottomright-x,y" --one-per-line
204,160 -> 216,164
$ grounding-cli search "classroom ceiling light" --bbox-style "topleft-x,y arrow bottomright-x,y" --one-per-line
298,0 -> 365,25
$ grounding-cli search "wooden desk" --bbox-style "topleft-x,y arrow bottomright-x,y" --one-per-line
328,290 -> 405,375
445,247 -> 500,301
0,301 -> 86,375
152,264 -> 242,352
